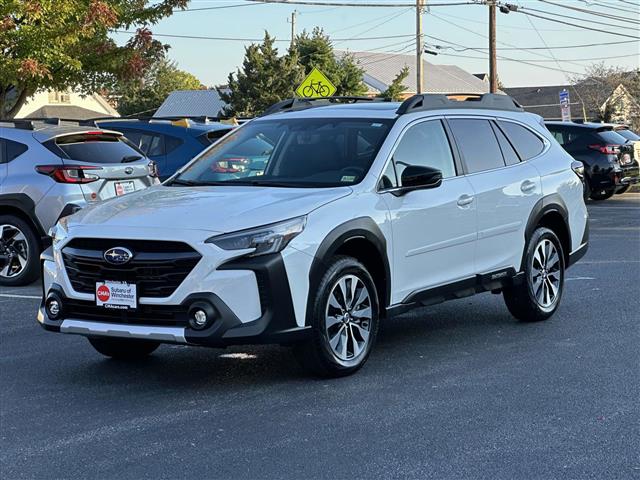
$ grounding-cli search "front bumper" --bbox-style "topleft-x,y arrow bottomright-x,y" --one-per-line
38,252 -> 310,347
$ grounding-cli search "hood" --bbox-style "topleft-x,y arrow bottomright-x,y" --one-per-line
69,184 -> 352,234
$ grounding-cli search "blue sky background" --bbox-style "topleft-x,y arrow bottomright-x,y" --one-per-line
111,0 -> 640,88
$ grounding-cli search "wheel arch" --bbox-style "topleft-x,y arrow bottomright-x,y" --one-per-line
307,217 -> 391,319
0,194 -> 46,244
523,195 -> 571,269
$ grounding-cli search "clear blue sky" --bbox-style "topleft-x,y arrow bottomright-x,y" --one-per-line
111,0 -> 640,88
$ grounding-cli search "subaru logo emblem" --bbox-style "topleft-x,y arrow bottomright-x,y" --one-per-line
124,167 -> 134,175
104,247 -> 133,265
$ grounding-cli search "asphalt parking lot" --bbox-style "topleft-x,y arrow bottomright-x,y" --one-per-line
1,194 -> 638,480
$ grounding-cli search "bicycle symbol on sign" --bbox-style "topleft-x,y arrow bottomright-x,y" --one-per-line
302,80 -> 331,98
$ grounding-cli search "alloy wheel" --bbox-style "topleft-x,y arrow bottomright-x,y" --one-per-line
0,224 -> 29,279
530,238 -> 561,309
325,274 -> 372,362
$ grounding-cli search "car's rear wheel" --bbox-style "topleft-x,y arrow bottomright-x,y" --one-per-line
88,337 -> 160,360
0,215 -> 40,286
293,256 -> 379,377
503,227 -> 565,322
589,187 -> 615,201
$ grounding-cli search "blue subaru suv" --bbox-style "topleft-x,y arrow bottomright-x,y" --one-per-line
96,118 -> 234,180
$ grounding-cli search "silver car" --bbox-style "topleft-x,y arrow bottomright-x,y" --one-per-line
0,119 -> 158,285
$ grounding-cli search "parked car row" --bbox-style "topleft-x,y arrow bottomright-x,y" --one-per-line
35,94 -> 590,377
545,121 -> 639,201
0,116 -> 236,286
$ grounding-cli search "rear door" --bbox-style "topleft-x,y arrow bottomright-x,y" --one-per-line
0,140 -> 7,187
47,132 -> 156,202
447,117 -> 543,275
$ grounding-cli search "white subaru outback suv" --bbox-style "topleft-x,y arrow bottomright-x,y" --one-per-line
38,94 -> 589,377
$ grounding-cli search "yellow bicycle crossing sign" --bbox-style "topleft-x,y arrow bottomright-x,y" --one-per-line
296,67 -> 337,98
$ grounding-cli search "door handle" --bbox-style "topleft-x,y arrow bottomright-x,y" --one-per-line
457,194 -> 474,207
521,180 -> 537,193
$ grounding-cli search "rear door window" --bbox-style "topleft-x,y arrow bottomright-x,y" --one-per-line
592,130 -> 630,145
52,133 -> 144,163
496,121 -> 544,160
448,118 -> 505,173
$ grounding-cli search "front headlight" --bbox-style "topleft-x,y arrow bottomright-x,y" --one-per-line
48,216 -> 69,248
206,216 -> 306,257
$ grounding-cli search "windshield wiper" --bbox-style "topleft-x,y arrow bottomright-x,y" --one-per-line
168,178 -> 201,186
121,155 -> 142,163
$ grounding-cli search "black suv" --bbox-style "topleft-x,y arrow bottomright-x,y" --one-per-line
545,122 -> 639,200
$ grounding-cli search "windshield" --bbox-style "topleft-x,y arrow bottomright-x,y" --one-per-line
171,118 -> 393,187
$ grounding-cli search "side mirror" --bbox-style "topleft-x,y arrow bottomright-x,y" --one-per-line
399,165 -> 443,192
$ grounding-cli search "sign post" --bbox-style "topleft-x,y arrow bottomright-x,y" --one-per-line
296,68 -> 336,99
559,89 -> 571,122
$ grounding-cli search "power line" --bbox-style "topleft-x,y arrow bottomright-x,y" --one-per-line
515,8 -> 640,40
434,51 -> 640,63
451,39 -> 639,51
173,2 -> 262,12
538,0 -> 640,24
527,3 -> 639,27
582,0 -> 640,14
245,0 -> 481,7
114,30 -> 416,42
334,7 -> 413,46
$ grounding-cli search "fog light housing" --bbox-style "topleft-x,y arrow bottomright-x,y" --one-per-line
45,294 -> 63,320
188,302 -> 216,330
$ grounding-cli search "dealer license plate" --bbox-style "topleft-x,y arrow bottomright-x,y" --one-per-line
96,281 -> 137,310
115,181 -> 136,196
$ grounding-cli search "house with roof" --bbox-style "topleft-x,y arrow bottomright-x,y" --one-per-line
15,89 -> 119,119
153,89 -> 227,118
346,51 -> 493,97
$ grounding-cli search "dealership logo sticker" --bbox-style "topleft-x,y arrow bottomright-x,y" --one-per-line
96,284 -> 111,302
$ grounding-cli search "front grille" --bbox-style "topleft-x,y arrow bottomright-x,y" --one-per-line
63,298 -> 188,326
62,238 -> 201,298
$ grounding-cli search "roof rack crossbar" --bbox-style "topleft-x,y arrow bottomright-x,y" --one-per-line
260,96 -> 389,117
0,119 -> 35,130
396,93 -> 523,115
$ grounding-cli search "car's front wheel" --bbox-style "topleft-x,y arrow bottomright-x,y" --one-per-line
294,256 -> 379,377
88,337 -> 160,360
503,227 -> 565,322
0,215 -> 40,286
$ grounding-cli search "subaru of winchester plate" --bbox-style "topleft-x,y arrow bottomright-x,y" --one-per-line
96,281 -> 137,310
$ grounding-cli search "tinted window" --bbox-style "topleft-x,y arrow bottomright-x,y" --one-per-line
118,129 -> 166,156
616,129 -> 640,141
165,135 -> 183,154
491,122 -> 519,166
5,139 -> 28,162
497,121 -> 544,160
176,119 -> 392,187
55,134 -> 144,163
393,120 -> 456,182
593,130 -> 631,145
448,119 -> 504,173
545,125 -> 587,146
0,140 -> 5,163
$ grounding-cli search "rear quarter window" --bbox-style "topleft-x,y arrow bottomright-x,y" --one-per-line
593,130 -> 631,145
497,121 -> 544,160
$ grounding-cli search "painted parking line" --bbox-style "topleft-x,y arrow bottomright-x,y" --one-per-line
566,276 -> 595,281
0,293 -> 41,300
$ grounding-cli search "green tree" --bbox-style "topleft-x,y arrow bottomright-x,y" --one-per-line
116,59 -> 203,116
294,28 -> 366,96
380,66 -> 409,101
219,32 -> 304,117
0,0 -> 187,118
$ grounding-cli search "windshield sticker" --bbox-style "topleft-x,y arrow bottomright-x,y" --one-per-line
371,123 -> 384,127
341,175 -> 356,182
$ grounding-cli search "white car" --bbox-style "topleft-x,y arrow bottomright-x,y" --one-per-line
38,94 -> 589,377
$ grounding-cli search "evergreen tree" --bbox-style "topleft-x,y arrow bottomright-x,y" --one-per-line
220,32 -> 304,116
380,66 -> 409,101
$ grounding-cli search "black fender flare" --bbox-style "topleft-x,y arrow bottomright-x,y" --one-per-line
0,193 -> 46,236
306,217 -> 391,320
522,194 -> 572,269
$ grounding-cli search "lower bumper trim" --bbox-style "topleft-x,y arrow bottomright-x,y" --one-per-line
568,242 -> 589,267
60,319 -> 187,344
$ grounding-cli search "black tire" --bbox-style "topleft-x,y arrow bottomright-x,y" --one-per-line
293,256 -> 379,377
615,185 -> 630,195
0,215 -> 40,286
503,227 -> 565,322
589,187 -> 615,201
88,337 -> 160,360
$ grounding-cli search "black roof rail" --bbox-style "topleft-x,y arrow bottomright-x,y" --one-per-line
0,119 -> 35,130
6,117 -> 101,128
396,93 -> 523,115
91,115 -> 249,124
260,96 -> 388,117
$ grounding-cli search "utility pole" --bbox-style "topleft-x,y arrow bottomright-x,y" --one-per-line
489,0 -> 498,93
416,0 -> 423,94
288,10 -> 297,50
